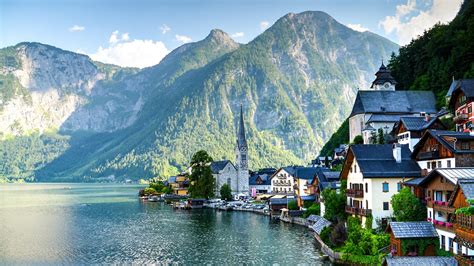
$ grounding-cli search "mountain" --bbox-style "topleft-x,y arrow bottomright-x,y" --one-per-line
319,0 -> 473,157
0,11 -> 399,182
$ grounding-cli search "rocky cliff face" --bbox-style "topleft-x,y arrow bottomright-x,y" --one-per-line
0,11 -> 399,181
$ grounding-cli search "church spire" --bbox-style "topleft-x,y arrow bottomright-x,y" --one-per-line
237,103 -> 247,148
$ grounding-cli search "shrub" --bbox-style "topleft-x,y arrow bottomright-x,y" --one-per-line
391,187 -> 426,222
303,203 -> 320,218
220,184 -> 232,201
287,200 -> 298,210
143,187 -> 157,195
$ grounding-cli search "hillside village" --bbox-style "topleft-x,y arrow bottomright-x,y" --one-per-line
143,64 -> 474,265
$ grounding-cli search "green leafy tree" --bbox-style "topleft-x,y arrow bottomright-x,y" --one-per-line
391,187 -> 427,221
188,150 -> 215,199
220,184 -> 232,201
143,187 -> 157,195
303,203 -> 320,217
322,188 -> 346,223
287,200 -> 298,210
352,135 -> 363,144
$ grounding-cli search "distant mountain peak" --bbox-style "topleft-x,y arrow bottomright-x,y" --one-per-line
205,29 -> 237,45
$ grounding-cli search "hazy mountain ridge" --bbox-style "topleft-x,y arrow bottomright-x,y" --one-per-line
0,11 -> 399,181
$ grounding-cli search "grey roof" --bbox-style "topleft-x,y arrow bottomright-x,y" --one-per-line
311,217 -> 332,234
413,130 -> 474,155
307,215 -> 321,222
249,169 -> 275,186
458,179 -> 474,201
269,198 -> 290,205
351,144 -> 421,178
350,90 -> 437,117
389,222 -> 438,239
168,176 -> 177,183
294,167 -> 319,180
367,114 -> 404,123
404,176 -> 427,186
398,116 -> 442,131
421,168 -> 474,186
446,79 -> 460,98
210,160 -> 234,174
370,63 -> 397,88
320,181 -> 340,190
236,104 -> 247,148
384,256 -> 458,266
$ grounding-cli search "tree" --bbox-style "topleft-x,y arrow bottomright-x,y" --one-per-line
188,150 -> 215,199
352,135 -> 363,144
377,128 -> 384,144
369,131 -> 377,144
391,187 -> 427,222
303,203 -> 320,217
220,184 -> 232,201
322,188 -> 346,223
287,200 -> 298,210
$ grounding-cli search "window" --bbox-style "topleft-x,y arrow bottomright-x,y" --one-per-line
437,211 -> 443,218
427,163 -> 430,169
383,182 -> 389,192
449,238 -> 453,251
383,202 -> 389,211
437,161 -> 442,168
431,162 -> 437,169
365,183 -> 368,193
366,200 -> 368,209
227,178 -> 231,185
397,182 -> 402,192
461,142 -> 470,150
441,235 -> 446,250
354,165 -> 357,173
447,160 -> 452,168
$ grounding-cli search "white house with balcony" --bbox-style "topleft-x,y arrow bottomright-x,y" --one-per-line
270,167 -> 297,195
341,144 -> 422,229
392,115 -> 447,151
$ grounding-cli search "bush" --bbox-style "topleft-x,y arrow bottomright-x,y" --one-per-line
220,184 -> 232,201
319,226 -> 333,247
303,203 -> 320,218
303,200 -> 314,209
352,135 -> 363,144
144,187 -> 157,195
287,200 -> 298,210
391,187 -> 426,222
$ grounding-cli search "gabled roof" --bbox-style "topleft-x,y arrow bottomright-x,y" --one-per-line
350,90 -> 437,117
310,217 -> 332,234
294,167 -> 319,180
458,179 -> 474,201
210,160 -> 235,174
367,114 -> 404,123
249,169 -> 275,186
419,168 -> 474,187
447,79 -> 474,109
348,144 -> 421,178
384,256 -> 458,266
168,176 -> 177,183
398,116 -> 444,131
403,176 -> 427,186
412,130 -> 474,156
388,222 -> 438,238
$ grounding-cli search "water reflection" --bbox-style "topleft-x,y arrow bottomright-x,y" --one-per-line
0,184 -> 327,264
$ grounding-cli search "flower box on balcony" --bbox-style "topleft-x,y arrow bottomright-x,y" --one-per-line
425,197 -> 431,201
438,221 -> 445,226
446,222 -> 453,227
444,202 -> 449,206
427,218 -> 432,221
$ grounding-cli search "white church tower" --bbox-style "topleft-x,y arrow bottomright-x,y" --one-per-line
235,104 -> 249,196
368,61 -> 397,91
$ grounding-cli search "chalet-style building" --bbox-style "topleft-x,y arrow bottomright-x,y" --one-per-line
403,176 -> 427,201
310,168 -> 340,216
348,63 -> 437,143
167,174 -> 190,196
270,167 -> 297,195
447,79 -> 474,133
249,168 -> 276,195
418,168 -> 474,254
449,174 -> 474,263
342,144 -> 421,229
392,115 -> 447,151
412,130 -> 474,173
293,167 -> 319,207
211,160 -> 237,197
387,222 -> 438,256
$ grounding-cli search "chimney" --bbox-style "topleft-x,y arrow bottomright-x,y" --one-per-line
393,143 -> 402,163
425,113 -> 431,122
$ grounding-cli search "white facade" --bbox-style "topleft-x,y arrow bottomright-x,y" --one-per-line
213,162 -> 238,197
397,131 -> 420,151
346,158 -> 404,229
417,158 -> 455,173
270,169 -> 295,195
296,178 -> 311,197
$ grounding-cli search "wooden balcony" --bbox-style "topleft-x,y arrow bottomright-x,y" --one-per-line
427,200 -> 455,213
456,214 -> 474,231
454,113 -> 469,124
345,206 -> 372,216
418,150 -> 440,160
455,254 -> 474,265
346,189 -> 364,198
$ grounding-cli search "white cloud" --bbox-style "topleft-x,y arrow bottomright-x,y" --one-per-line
260,21 -> 270,31
379,0 -> 462,45
160,24 -> 171,34
231,32 -> 244,38
89,31 -> 170,68
175,34 -> 192,44
69,25 -> 85,32
347,23 -> 369,32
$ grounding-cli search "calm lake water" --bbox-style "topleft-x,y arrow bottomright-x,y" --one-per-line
0,183 -> 326,264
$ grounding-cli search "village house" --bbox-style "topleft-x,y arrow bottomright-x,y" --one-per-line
387,221 -> 438,256
270,167 -> 297,195
293,167 -> 319,208
167,174 -> 190,196
447,79 -> 474,133
449,175 -> 474,263
392,114 -> 447,151
309,168 -> 340,216
348,63 -> 437,144
341,144 -> 421,229
417,168 -> 474,255
249,168 -> 276,196
411,130 -> 474,173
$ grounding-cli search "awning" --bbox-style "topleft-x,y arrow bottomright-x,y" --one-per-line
270,195 -> 287,199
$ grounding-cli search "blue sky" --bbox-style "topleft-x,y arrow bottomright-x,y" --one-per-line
0,0 -> 463,68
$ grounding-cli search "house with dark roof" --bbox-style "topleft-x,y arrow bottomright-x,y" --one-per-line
341,144 -> 421,229
418,168 -> 474,255
411,130 -> 474,173
309,168 -> 340,216
448,173 -> 474,263
447,79 -> 474,133
210,160 -> 237,197
249,168 -> 276,195
269,167 -> 298,195
392,115 -> 447,151
387,221 -> 438,256
348,63 -> 437,144
293,167 -> 320,207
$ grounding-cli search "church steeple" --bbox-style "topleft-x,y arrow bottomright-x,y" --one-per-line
237,104 -> 247,149
370,61 -> 397,90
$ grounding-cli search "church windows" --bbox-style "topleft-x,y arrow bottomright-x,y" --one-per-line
227,178 -> 231,186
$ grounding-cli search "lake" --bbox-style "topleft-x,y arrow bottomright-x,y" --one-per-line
0,183 -> 327,264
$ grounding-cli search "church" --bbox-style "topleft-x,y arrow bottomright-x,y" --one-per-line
211,105 -> 249,197
349,62 -> 438,144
